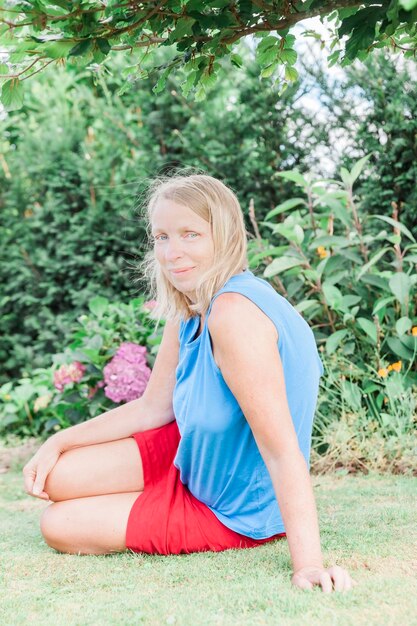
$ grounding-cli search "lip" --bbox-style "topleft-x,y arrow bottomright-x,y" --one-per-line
171,267 -> 194,274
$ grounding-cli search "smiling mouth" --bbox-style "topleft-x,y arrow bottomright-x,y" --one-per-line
171,267 -> 194,274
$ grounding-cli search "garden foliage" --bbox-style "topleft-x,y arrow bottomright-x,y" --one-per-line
0,296 -> 162,437
1,157 -> 416,473
1,0 -> 417,109
0,48 -> 416,472
301,51 -> 417,233
0,48 -> 317,384
247,158 -> 417,473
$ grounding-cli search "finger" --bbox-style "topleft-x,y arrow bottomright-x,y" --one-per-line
32,474 -> 47,497
333,570 -> 346,592
319,571 -> 333,594
23,469 -> 36,496
328,566 -> 346,592
336,568 -> 357,592
292,574 -> 313,591
38,492 -> 50,501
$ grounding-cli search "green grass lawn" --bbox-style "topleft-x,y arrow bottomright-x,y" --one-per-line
1,463 -> 416,626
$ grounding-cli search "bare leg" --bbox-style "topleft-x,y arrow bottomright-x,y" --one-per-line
39,437 -> 145,554
44,437 -> 143,502
40,491 -> 142,555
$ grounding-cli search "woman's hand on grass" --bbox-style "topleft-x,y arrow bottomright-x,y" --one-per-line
292,565 -> 357,593
22,436 -> 64,501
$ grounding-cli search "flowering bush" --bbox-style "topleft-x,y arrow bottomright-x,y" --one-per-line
53,362 -> 86,392
247,157 -> 417,474
103,342 -> 151,403
0,296 -> 163,438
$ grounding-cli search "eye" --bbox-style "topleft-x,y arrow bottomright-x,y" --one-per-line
152,234 -> 167,242
186,232 -> 199,238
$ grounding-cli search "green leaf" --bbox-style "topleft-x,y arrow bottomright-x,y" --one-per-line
256,36 -> 279,65
69,40 -> 93,57
293,224 -> 304,244
152,67 -> 171,94
257,35 -> 280,53
169,17 -> 196,42
350,154 -> 372,184
311,235 -> 350,249
340,166 -> 352,188
230,53 -> 243,68
85,334 -> 104,351
80,348 -> 101,361
369,215 -> 415,243
386,336 -> 415,360
361,275 -> 389,291
97,39 -> 111,55
43,40 -> 75,59
322,283 -> 343,309
326,329 -> 349,355
284,65 -> 299,81
275,170 -> 308,187
1,78 -> 24,111
396,316 -> 412,336
341,294 -> 362,307
357,246 -> 390,280
372,296 -> 396,315
270,223 -> 302,244
88,296 -> 109,318
14,382 -> 35,403
180,69 -> 198,97
341,380 -> 362,412
295,299 -> 321,314
265,198 -> 306,220
260,62 -> 278,78
279,48 -> 297,65
264,257 -> 305,277
389,273 -> 411,306
328,49 -> 341,67
283,34 -> 296,48
357,317 -> 377,344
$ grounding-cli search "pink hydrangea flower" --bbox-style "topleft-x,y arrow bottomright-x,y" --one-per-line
53,361 -> 86,391
103,342 -> 151,403
143,299 -> 157,311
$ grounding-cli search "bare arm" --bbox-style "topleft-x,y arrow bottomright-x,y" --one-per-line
208,293 -> 355,593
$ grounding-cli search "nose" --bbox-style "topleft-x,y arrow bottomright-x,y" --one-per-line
164,238 -> 185,262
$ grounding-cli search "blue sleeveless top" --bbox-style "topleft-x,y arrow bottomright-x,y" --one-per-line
172,269 -> 324,539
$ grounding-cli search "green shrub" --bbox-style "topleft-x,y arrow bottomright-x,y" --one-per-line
0,295 -> 163,438
0,48 -> 321,385
246,158 -> 417,473
312,351 -> 417,475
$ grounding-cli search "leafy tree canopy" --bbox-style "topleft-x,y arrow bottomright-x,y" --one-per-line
1,0 -> 417,109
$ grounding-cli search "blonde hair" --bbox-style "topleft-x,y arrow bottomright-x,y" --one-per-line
137,168 -> 249,325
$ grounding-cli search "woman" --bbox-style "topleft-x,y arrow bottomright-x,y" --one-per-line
23,172 -> 356,593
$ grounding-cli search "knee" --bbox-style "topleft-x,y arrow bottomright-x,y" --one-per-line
44,453 -> 70,502
40,503 -> 66,552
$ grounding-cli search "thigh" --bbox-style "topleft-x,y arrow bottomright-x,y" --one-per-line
44,437 -> 143,502
40,492 -> 141,555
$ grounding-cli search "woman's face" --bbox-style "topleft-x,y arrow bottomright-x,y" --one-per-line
151,198 -> 215,303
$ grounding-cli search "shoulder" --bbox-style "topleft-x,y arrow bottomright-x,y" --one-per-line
208,292 -> 278,343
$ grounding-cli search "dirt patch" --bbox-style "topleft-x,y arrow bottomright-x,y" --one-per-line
344,553 -> 417,576
0,438 -> 41,473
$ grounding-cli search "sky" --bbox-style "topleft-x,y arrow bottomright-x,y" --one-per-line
290,16 -> 358,177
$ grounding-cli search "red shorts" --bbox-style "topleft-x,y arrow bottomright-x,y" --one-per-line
125,419 -> 286,555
